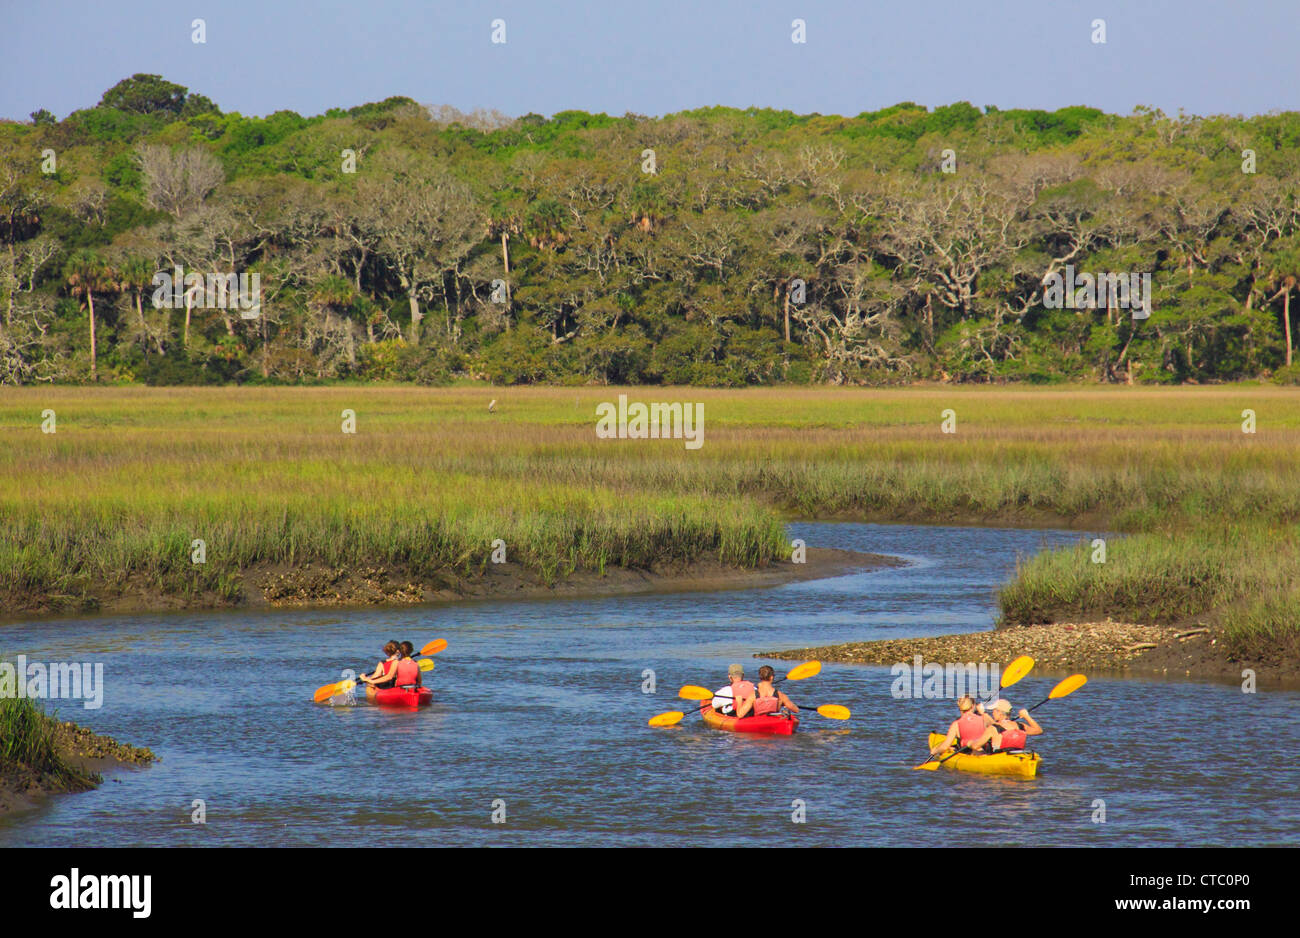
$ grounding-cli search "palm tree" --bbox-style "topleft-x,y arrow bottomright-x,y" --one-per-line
63,250 -> 116,380
1264,246 -> 1300,368
486,214 -> 520,316
118,256 -> 164,354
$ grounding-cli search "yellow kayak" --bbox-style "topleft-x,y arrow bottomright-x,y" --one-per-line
926,733 -> 1041,778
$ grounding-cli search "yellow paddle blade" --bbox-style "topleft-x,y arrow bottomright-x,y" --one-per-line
648,711 -> 684,728
421,639 -> 448,656
678,685 -> 713,701
418,659 -> 435,672
785,661 -> 821,681
815,704 -> 850,720
914,760 -> 942,771
1000,655 -> 1035,688
1049,673 -> 1087,698
313,679 -> 356,702
313,682 -> 342,703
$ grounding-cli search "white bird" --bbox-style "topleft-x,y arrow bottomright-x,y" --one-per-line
488,399 -> 497,413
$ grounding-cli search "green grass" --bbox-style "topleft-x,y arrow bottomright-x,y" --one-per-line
0,696 -> 92,789
998,525 -> 1300,659
0,385 -> 1297,657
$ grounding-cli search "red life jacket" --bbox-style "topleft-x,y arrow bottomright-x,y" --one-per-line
753,683 -> 780,716
998,725 -> 1027,750
393,658 -> 420,686
957,711 -> 985,746
731,680 -> 755,715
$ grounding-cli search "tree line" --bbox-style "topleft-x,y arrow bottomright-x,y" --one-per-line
3,73 -> 1299,386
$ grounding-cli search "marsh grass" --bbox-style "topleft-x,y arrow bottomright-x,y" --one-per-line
1,386 -> 1297,650
0,696 -> 93,790
999,525 -> 1300,656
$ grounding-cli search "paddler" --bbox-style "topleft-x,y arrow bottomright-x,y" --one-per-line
399,641 -> 423,688
359,640 -> 401,701
736,664 -> 799,718
930,695 -> 987,755
967,699 -> 1042,752
711,664 -> 754,716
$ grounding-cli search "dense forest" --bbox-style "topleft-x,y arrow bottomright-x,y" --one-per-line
2,74 -> 1300,386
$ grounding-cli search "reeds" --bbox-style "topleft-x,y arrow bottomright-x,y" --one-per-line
0,696 -> 92,789
1,385 -> 1296,649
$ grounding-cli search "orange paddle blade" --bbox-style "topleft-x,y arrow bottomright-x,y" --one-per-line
312,679 -> 355,703
785,661 -> 821,681
421,639 -> 448,656
313,683 -> 341,703
1049,674 -> 1087,698
1000,655 -> 1035,688
678,685 -> 713,701
648,711 -> 684,728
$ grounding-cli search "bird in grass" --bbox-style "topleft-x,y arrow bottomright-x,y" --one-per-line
488,399 -> 497,413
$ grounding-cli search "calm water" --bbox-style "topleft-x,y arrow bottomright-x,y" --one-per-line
2,522 -> 1296,847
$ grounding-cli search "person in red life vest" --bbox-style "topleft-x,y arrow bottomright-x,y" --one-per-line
359,640 -> 401,702
711,664 -> 755,716
738,664 -> 799,718
930,695 -> 988,755
399,641 -> 423,688
392,641 -> 421,689
967,699 -> 1042,752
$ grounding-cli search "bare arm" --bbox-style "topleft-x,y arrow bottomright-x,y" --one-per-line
933,720 -> 959,754
1018,709 -> 1043,736
969,727 -> 998,752
735,692 -> 755,718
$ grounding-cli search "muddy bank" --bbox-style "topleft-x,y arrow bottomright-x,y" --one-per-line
761,619 -> 1299,686
3,548 -> 900,622
0,721 -> 156,818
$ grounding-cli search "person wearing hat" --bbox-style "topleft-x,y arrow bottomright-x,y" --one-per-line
711,664 -> 755,717
967,699 -> 1042,753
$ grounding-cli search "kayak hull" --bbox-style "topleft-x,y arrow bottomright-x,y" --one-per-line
373,686 -> 433,708
700,704 -> 798,735
926,732 -> 1040,778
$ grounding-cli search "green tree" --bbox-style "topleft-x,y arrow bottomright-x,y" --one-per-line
1263,242 -> 1300,367
98,74 -> 189,116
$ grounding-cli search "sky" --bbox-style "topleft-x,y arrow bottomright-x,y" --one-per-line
1,0 -> 1297,121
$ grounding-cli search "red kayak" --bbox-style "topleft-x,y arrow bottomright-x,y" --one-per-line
372,686 -> 433,708
699,703 -> 798,736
